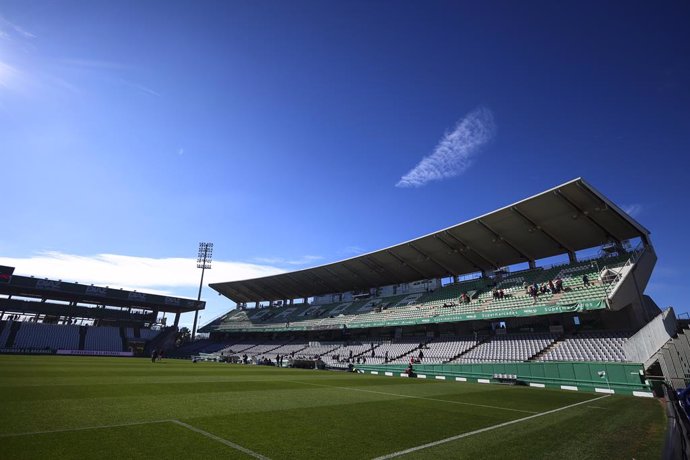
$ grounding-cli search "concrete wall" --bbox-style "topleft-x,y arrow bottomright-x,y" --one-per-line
622,307 -> 676,367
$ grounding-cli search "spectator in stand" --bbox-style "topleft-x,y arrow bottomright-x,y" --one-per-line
523,281 -> 529,293
583,274 -> 590,287
548,280 -> 555,293
540,284 -> 547,295
385,350 -> 389,363
418,349 -> 424,361
555,277 -> 563,292
405,363 -> 415,377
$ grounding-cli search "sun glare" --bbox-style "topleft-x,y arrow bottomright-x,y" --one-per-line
0,60 -> 17,88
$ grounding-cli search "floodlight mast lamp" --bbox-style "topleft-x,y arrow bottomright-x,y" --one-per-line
192,242 -> 213,341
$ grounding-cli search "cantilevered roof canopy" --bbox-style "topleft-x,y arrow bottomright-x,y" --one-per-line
211,178 -> 650,304
0,274 -> 205,313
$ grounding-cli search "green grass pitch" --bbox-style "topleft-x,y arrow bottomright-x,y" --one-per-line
0,355 -> 665,459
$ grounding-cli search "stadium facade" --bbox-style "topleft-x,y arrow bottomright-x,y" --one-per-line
0,271 -> 204,356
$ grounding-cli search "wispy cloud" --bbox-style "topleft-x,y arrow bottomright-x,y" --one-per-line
396,107 -> 495,188
0,61 -> 20,89
621,203 -> 642,218
253,255 -> 323,267
0,251 -> 285,294
340,246 -> 364,256
55,58 -> 130,71
0,16 -> 36,40
119,78 -> 161,97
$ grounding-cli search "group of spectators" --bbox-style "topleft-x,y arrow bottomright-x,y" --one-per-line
336,355 -> 367,364
487,275 -> 582,304
492,289 -> 507,299
522,278 -> 564,301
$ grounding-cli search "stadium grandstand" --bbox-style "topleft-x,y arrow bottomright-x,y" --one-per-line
192,178 -> 690,396
1,178 -> 686,458
0,269 -> 204,357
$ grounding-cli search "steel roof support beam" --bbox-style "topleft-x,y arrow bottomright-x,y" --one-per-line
510,206 -> 576,254
274,278 -> 308,301
255,280 -> 290,301
280,273 -> 305,299
358,260 -> 384,280
308,272 -> 340,293
220,285 -> 256,302
358,257 -> 392,283
443,231 -> 499,269
234,282 -> 268,303
553,190 -> 617,243
433,234 -> 483,272
322,266 -> 349,293
230,283 -> 265,303
366,256 -> 412,284
339,262 -> 378,288
408,243 -> 455,277
476,219 -> 533,263
574,182 -> 635,244
353,262 -> 390,286
386,250 -> 434,279
227,285 -> 253,304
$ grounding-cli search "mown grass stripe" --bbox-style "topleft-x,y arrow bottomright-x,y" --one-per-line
371,395 -> 611,459
289,380 -> 538,414
0,419 -> 174,438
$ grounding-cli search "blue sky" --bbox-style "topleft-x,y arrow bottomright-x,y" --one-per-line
1,1 -> 688,328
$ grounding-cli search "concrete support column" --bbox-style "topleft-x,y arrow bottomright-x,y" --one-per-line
568,251 -> 577,263
528,260 -> 536,269
174,312 -> 180,327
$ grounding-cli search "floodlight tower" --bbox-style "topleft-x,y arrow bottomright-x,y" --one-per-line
192,242 -> 213,340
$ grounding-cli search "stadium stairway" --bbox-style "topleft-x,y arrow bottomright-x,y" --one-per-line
391,340 -> 428,362
447,336 -> 489,363
529,334 -> 565,361
356,343 -> 379,359
119,327 -> 127,351
5,321 -> 21,348
78,326 -> 87,350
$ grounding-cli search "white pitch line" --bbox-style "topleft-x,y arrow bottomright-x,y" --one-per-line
0,419 -> 174,438
289,380 -> 537,414
1,418 -> 271,459
170,420 -> 271,460
372,395 -> 611,459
